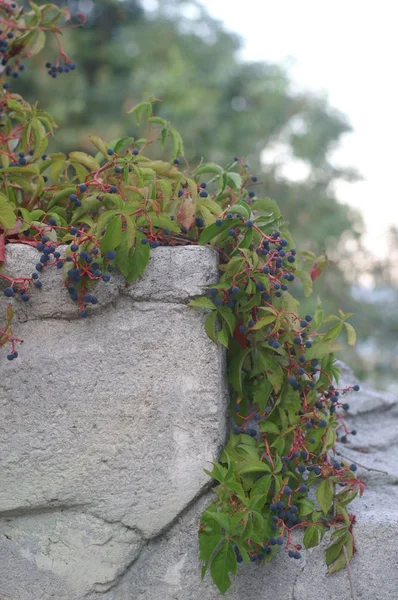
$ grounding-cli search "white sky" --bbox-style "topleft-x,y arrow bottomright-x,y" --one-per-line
198,0 -> 398,257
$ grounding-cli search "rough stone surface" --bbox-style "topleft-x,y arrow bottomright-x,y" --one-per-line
1,244 -> 397,599
0,511 -> 142,598
0,244 -> 219,320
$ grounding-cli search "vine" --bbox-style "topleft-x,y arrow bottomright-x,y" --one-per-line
0,2 -> 364,595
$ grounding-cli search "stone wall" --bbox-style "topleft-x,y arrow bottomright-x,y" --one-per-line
1,245 -> 397,600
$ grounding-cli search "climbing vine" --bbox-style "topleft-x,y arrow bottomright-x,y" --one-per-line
0,2 -> 364,595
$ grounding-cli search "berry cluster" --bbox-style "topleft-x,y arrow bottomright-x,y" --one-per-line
45,61 -> 76,79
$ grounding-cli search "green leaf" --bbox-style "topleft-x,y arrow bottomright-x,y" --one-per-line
303,526 -> 319,549
127,101 -> 151,126
126,231 -> 150,284
228,348 -> 251,395
252,378 -> 273,412
257,354 -> 284,393
89,135 -> 109,157
189,297 -> 216,310
297,498 -> 315,516
205,311 -> 218,343
203,510 -> 231,532
217,307 -> 236,336
114,137 -> 134,153
316,479 -> 334,515
69,152 -> 100,171
199,533 -> 224,570
210,541 -> 237,595
305,340 -> 341,361
323,321 -> 344,342
344,322 -> 356,346
252,197 -> 281,218
238,460 -> 271,475
252,314 -> 277,330
195,163 -> 223,176
297,269 -> 313,297
216,326 -> 230,348
24,29 -> 46,56
259,421 -> 280,435
0,193 -> 16,230
227,204 -> 250,219
100,215 -> 123,253
226,172 -> 242,190
325,531 -> 348,566
199,218 -> 241,245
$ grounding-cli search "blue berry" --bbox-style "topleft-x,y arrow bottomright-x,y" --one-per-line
246,427 -> 257,437
69,194 -> 77,202
300,320 -> 308,328
114,166 -> 122,173
226,213 -> 233,219
231,286 -> 240,294
71,244 -> 79,252
107,148 -> 114,155
195,217 -> 204,227
287,256 -> 295,263
34,280 -> 42,288
293,337 -> 302,344
199,190 -> 208,198
79,183 -> 87,192
228,229 -> 235,237
353,385 -> 360,391
56,261 -> 63,269
248,191 -> 255,198
246,219 -> 253,227
102,274 -> 111,282
283,486 -> 292,495
239,325 -> 247,334
215,218 -> 223,226
4,287 -> 14,297
80,311 -> 88,318
109,185 -> 118,193
350,464 -> 357,472
21,293 -> 30,301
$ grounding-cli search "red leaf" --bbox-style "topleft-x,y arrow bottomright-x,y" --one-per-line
0,237 -> 5,262
76,12 -> 87,24
233,323 -> 247,349
309,262 -> 322,281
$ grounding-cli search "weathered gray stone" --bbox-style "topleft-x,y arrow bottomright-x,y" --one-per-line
0,297 -> 228,538
0,244 -> 122,320
123,245 -> 220,302
0,511 -> 142,599
0,244 -> 219,321
336,360 -> 397,415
